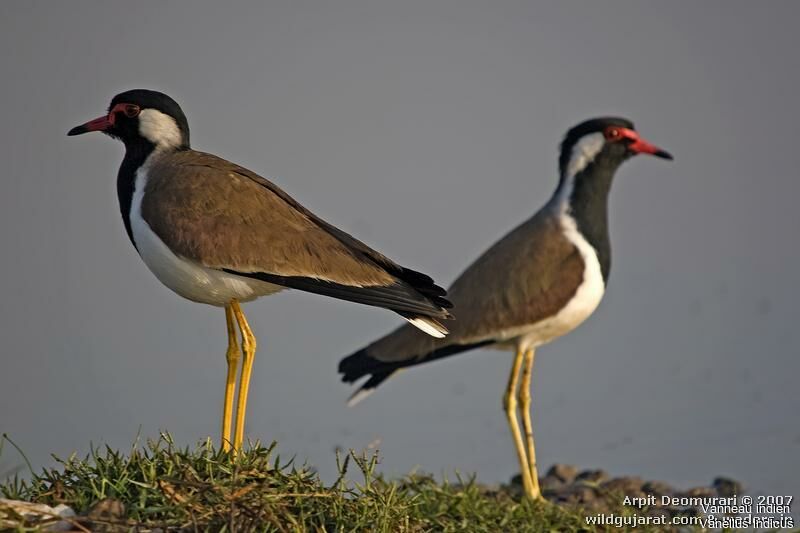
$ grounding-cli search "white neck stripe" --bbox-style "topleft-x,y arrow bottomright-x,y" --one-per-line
565,132 -> 605,183
555,132 -> 605,207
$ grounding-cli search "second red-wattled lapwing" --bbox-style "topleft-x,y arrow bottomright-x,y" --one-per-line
339,117 -> 672,501
67,89 -> 452,452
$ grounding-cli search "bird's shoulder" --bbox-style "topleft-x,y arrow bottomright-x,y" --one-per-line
144,150 -> 315,228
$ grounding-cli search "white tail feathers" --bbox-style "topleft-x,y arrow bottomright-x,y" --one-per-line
346,387 -> 376,407
405,317 -> 448,338
346,369 -> 405,406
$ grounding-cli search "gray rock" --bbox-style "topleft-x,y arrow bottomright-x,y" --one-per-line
602,476 -> 644,494
86,498 -> 126,521
546,463 -> 578,484
84,498 -> 127,532
559,485 -> 600,504
646,507 -> 671,519
674,506 -> 703,518
539,474 -> 565,494
680,486 -> 716,499
575,469 -> 609,484
642,480 -> 674,497
713,477 -> 743,497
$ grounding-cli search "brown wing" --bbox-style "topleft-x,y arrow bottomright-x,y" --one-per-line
444,209 -> 584,341
141,150 -> 450,318
340,207 -> 584,378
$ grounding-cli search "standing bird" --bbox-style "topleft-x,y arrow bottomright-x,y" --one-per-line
339,117 -> 672,501
67,89 -> 452,452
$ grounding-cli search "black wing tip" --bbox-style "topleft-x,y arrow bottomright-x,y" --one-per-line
339,350 -> 397,405
339,348 -> 373,383
345,370 -> 395,406
359,371 -> 393,390
339,339 -> 497,404
339,347 -> 401,385
396,266 -> 453,311
432,293 -> 454,310
340,339 -> 496,383
429,296 -> 454,317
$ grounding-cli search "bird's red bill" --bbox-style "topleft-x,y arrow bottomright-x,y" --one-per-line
628,136 -> 672,159
617,127 -> 672,160
67,115 -> 112,136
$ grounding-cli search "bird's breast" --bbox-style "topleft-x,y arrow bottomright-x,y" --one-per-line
128,165 -> 284,306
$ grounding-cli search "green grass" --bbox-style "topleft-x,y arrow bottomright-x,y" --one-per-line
1,434 -> 681,532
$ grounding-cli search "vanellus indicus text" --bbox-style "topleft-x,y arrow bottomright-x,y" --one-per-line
339,117 -> 672,501
68,89 -> 452,452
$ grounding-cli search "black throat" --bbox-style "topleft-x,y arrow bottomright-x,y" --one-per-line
117,138 -> 157,248
557,156 -> 622,283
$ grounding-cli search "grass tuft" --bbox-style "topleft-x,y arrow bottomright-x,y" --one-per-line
1,434 -> 680,531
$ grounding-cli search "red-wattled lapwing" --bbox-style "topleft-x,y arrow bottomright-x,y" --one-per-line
67,89 -> 452,452
339,117 -> 672,501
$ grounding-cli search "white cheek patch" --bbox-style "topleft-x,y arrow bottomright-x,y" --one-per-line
138,109 -> 183,148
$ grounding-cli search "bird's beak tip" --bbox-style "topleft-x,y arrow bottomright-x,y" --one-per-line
67,114 -> 112,137
67,125 -> 86,136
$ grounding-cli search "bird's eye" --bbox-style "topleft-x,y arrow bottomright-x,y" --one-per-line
605,128 -> 621,140
123,104 -> 140,118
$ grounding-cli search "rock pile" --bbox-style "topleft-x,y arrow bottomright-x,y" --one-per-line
510,464 -> 743,518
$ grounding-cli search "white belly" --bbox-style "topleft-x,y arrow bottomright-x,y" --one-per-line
129,164 -> 284,306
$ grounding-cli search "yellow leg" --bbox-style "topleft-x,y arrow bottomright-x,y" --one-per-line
231,300 -> 257,452
504,346 -> 535,499
519,348 -> 543,501
221,305 -> 240,452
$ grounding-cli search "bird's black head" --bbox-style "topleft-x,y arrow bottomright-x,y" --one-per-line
550,118 -> 672,283
558,116 -> 671,183
68,89 -> 190,150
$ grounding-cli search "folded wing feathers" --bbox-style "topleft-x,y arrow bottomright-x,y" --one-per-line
223,164 -> 453,320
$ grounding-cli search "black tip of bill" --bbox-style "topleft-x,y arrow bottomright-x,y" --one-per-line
654,149 -> 673,160
67,125 -> 87,136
